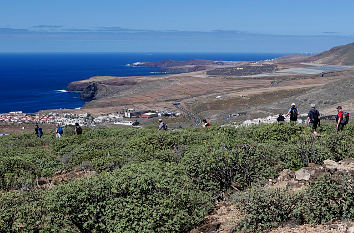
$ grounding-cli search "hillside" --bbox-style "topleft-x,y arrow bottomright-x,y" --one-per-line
0,123 -> 353,232
63,42 -> 354,123
306,42 -> 354,65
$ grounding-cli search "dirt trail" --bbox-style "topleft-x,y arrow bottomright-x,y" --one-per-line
190,202 -> 242,233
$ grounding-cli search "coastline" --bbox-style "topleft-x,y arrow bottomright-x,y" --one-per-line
0,53 -> 285,114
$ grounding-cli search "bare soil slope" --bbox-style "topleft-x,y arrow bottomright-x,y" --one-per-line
306,42 -> 354,65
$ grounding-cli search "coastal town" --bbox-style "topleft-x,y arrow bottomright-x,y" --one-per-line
0,109 -> 181,126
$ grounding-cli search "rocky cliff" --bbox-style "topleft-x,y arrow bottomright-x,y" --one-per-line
80,83 -> 99,100
66,76 -> 138,100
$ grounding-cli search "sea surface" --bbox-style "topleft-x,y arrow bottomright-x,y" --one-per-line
0,53 -> 285,113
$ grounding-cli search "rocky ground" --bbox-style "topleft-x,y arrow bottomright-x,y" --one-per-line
190,159 -> 354,233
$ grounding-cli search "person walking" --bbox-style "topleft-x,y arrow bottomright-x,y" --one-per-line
277,113 -> 285,123
35,124 -> 43,138
34,124 -> 39,136
286,103 -> 300,124
306,104 -> 320,135
158,119 -> 167,130
75,123 -> 82,135
336,106 -> 348,131
56,124 -> 63,138
202,119 -> 210,127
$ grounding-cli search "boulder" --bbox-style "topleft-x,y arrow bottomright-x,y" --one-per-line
324,159 -> 354,173
323,159 -> 339,170
295,168 -> 315,181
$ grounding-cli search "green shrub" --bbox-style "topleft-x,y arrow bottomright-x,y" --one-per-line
233,172 -> 354,232
180,145 -> 232,193
0,122 -> 353,231
43,160 -> 214,233
318,133 -> 354,161
231,143 -> 280,189
294,173 -> 354,224
233,187 -> 299,232
279,135 -> 332,170
0,190 -> 52,232
0,156 -> 39,190
0,161 -> 214,232
250,123 -> 304,143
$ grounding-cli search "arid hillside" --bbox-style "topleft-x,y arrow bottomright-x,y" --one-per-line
306,42 -> 354,65
65,43 -> 354,123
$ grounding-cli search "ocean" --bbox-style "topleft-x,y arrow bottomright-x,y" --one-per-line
0,53 -> 285,113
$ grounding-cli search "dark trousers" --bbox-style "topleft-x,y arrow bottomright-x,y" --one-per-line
337,123 -> 345,131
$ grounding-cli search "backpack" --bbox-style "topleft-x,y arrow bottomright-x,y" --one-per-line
58,126 -> 63,134
38,128 -> 43,136
341,112 -> 350,124
162,123 -> 167,130
290,108 -> 298,121
76,126 -> 82,135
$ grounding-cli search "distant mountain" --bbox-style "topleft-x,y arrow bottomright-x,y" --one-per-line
307,42 -> 354,65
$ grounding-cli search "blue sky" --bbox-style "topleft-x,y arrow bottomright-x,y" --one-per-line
1,0 -> 354,53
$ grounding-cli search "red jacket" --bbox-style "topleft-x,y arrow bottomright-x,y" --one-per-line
337,111 -> 343,123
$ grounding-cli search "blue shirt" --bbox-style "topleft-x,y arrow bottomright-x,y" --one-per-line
288,108 -> 299,114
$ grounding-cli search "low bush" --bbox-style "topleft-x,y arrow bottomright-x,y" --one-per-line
294,173 -> 354,224
0,161 -> 214,232
233,187 -> 299,232
0,122 -> 353,231
231,143 -> 280,189
250,123 -> 304,143
233,173 -> 354,232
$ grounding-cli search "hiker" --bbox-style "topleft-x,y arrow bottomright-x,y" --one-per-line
158,119 -> 167,130
336,106 -> 349,131
75,123 -> 82,135
306,104 -> 320,135
285,103 -> 300,123
202,119 -> 210,127
277,113 -> 285,122
56,124 -> 63,138
34,124 -> 39,136
35,124 -> 43,138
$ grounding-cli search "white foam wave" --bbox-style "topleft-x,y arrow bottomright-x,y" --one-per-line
55,89 -> 68,93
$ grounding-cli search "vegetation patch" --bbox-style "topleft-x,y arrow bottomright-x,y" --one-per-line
0,122 -> 353,231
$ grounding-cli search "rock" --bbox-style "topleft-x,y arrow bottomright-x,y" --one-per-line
348,226 -> 354,233
339,158 -> 354,172
295,168 -> 315,181
80,161 -> 93,170
324,159 -> 354,173
323,160 -> 338,170
278,169 -> 295,181
61,154 -> 72,164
